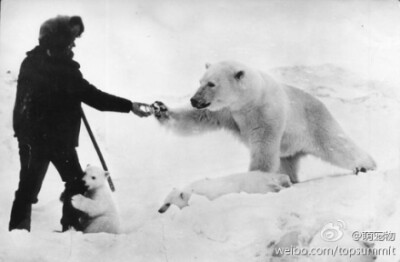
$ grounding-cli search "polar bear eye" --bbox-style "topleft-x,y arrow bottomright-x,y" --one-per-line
91,176 -> 96,180
207,82 -> 215,88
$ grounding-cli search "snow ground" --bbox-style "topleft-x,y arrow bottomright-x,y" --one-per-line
1,0 -> 400,261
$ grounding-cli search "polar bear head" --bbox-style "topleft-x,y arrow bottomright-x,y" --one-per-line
158,188 -> 192,213
82,165 -> 109,191
190,61 -> 262,111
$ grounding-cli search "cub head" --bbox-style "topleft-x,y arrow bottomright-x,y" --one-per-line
190,61 -> 250,111
158,188 -> 192,214
82,165 -> 109,191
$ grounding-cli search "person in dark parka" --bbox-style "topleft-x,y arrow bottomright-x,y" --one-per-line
9,15 -> 151,232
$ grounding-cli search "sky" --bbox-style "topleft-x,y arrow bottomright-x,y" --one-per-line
1,0 -> 400,100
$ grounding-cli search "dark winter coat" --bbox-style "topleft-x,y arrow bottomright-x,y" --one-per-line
13,46 -> 132,148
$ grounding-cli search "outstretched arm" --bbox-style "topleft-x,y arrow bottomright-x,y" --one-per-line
76,76 -> 152,117
79,79 -> 133,113
152,101 -> 239,135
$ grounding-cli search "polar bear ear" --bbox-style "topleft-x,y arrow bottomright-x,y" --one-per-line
205,63 -> 211,69
234,70 -> 244,80
180,192 -> 190,201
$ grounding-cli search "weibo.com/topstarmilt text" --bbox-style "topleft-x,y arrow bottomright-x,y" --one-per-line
274,245 -> 396,258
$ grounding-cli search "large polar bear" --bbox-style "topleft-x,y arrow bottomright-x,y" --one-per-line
152,61 -> 376,183
71,165 -> 120,234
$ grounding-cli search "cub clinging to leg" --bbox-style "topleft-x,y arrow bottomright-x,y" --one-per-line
71,165 -> 120,234
152,61 -> 376,183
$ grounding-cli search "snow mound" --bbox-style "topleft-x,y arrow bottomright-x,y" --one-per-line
270,64 -> 400,108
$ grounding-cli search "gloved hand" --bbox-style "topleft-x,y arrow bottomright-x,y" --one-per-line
132,102 -> 152,117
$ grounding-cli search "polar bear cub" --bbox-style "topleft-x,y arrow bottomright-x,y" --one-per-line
71,165 -> 120,234
158,171 -> 291,213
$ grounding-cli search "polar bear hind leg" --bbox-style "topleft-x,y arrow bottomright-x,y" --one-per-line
307,110 -> 376,173
313,133 -> 376,173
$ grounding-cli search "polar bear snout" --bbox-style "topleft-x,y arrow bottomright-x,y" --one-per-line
82,182 -> 89,191
158,203 -> 171,213
82,181 -> 90,191
82,177 -> 92,190
190,97 -> 210,109
159,189 -> 192,214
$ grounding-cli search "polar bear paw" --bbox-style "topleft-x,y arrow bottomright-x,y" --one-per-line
354,167 -> 367,174
354,158 -> 377,175
151,101 -> 170,121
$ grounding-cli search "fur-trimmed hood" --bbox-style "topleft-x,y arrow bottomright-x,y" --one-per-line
39,15 -> 84,50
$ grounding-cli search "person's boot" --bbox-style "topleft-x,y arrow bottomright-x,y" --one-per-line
9,199 -> 31,232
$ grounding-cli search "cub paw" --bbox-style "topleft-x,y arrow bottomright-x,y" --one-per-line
71,194 -> 85,210
277,174 -> 292,188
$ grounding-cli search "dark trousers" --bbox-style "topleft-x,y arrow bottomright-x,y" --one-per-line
9,144 -> 86,232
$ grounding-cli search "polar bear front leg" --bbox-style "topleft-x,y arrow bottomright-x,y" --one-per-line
152,101 -> 237,135
71,194 -> 88,211
248,138 -> 281,173
71,195 -> 106,217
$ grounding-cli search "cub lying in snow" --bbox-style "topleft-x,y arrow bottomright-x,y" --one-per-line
71,165 -> 120,234
158,171 -> 291,213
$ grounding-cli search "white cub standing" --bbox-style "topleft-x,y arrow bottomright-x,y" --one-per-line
152,61 -> 376,183
71,165 -> 120,234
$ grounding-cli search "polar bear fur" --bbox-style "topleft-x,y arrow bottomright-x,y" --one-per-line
153,61 -> 376,183
158,171 -> 291,213
71,165 -> 120,234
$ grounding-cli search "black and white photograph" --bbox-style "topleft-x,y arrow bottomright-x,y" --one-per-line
0,0 -> 399,261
